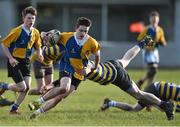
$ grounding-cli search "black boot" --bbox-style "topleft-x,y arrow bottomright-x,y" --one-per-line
0,98 -> 14,107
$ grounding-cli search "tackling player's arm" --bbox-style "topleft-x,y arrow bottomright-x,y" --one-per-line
90,39 -> 101,72
91,50 -> 100,71
1,29 -> 19,67
34,30 -> 43,62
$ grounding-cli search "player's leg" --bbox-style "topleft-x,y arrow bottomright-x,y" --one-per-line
43,66 -> 54,93
44,66 -> 54,86
146,64 -> 158,87
28,72 -> 72,111
101,98 -> 144,112
10,76 -> 31,114
0,63 -> 27,94
127,81 -> 174,120
0,95 -> 14,107
42,75 -> 71,101
137,63 -> 158,89
28,62 -> 46,95
28,78 -> 45,95
10,59 -> 32,114
30,85 -> 76,119
137,48 -> 159,88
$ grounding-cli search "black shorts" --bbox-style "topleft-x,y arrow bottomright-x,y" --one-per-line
33,61 -> 54,79
52,71 -> 81,90
7,57 -> 31,83
110,60 -> 133,91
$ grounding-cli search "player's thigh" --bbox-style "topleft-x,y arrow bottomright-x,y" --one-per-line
60,77 -> 71,90
45,74 -> 53,85
62,85 -> 76,99
44,67 -> 54,85
126,81 -> 141,97
36,78 -> 46,90
59,71 -> 72,90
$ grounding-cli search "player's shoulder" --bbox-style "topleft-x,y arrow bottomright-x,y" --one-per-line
61,32 -> 74,36
10,25 -> 22,33
32,27 -> 40,34
157,26 -> 164,32
144,25 -> 151,30
87,36 -> 99,44
60,32 -> 74,41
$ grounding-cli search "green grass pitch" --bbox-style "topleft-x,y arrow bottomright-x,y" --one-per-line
0,68 -> 180,126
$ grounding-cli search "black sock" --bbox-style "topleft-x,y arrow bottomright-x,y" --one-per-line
159,101 -> 166,110
137,42 -> 145,49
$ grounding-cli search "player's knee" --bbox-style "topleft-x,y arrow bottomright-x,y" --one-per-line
134,91 -> 143,100
18,84 -> 27,92
61,85 -> 71,93
147,67 -> 157,78
58,86 -> 69,94
56,96 -> 63,101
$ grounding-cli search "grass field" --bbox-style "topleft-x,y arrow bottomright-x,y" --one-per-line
0,68 -> 180,126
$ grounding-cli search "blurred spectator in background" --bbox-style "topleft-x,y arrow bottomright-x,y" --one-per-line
136,11 -> 167,89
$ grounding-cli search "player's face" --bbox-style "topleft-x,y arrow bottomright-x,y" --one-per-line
23,13 -> 36,29
150,16 -> 159,27
75,25 -> 90,40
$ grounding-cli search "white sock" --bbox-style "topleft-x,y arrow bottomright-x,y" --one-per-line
109,100 -> 118,107
37,97 -> 45,105
36,108 -> 44,113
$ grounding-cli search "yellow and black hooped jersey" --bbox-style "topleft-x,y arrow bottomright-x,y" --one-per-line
2,25 -> 42,59
86,61 -> 117,85
58,32 -> 100,80
155,81 -> 180,112
30,44 -> 65,66
137,25 -> 166,50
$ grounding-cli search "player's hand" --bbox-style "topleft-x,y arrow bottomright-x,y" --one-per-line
40,85 -> 53,94
9,57 -> 19,67
38,54 -> 44,62
91,66 -> 97,72
78,67 -> 89,76
142,35 -> 154,46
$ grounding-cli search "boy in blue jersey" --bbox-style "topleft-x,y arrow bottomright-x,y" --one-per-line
28,17 -> 100,111
100,81 -> 179,113
0,6 -> 43,114
136,11 -> 167,89
29,35 -> 174,120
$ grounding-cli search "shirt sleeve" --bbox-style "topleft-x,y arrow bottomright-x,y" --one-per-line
34,29 -> 42,49
159,28 -> 166,44
1,28 -> 19,47
137,27 -> 148,42
91,38 -> 100,54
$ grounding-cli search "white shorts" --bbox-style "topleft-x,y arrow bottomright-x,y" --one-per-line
142,48 -> 159,64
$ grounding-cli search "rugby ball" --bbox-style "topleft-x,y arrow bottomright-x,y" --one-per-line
49,29 -> 61,46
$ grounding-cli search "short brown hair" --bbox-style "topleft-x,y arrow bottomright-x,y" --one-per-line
22,6 -> 37,17
76,17 -> 92,28
150,11 -> 160,17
